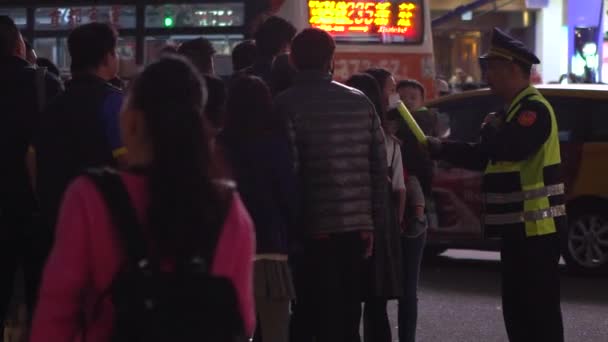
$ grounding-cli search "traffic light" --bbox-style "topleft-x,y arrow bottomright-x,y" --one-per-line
163,16 -> 175,28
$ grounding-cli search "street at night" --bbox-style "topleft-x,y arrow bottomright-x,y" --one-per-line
384,250 -> 608,341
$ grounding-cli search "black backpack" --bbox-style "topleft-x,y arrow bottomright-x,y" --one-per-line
86,168 -> 246,342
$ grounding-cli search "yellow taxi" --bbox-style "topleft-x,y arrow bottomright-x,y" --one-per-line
426,84 -> 608,275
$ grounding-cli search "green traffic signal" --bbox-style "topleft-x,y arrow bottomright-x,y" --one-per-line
164,16 -> 174,27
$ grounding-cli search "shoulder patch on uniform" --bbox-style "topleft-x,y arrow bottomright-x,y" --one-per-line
517,110 -> 537,127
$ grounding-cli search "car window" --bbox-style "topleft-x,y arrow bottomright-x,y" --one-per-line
431,93 -> 608,143
430,94 -> 502,142
589,100 -> 608,142
545,96 -> 591,143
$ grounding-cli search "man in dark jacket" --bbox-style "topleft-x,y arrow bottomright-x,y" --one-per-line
0,16 -> 63,335
242,16 -> 296,95
275,28 -> 388,342
35,22 -> 126,234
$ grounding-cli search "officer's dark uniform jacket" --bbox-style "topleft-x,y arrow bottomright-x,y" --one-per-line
438,85 -> 566,238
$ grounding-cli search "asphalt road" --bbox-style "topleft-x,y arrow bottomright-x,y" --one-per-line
384,250 -> 608,342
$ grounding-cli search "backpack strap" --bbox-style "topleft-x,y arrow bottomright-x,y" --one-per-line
85,168 -> 153,269
34,66 -> 47,113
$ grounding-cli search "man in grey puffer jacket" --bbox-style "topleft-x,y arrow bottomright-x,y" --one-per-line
276,28 -> 388,342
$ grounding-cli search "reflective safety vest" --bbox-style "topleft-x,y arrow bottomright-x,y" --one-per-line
484,86 -> 565,237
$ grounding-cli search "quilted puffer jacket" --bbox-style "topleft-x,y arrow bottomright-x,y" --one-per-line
275,71 -> 388,236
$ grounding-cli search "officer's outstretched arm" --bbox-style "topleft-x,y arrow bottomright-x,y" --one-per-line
431,139 -> 489,171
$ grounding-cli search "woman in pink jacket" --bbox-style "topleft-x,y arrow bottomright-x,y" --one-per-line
30,56 -> 256,341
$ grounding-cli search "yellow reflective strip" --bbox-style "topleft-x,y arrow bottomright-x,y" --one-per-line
524,196 -> 549,213
485,161 -> 522,174
112,147 -> 128,158
507,86 -> 538,115
490,47 -> 536,65
489,47 -> 514,58
524,196 -> 557,236
522,182 -> 545,191
525,218 -> 557,237
506,103 -> 522,122
486,49 -> 514,61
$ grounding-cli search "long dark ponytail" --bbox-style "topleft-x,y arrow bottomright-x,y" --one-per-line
128,56 -> 226,258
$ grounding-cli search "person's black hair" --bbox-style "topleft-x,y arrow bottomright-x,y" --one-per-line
254,16 -> 296,58
223,75 -> 279,139
203,75 -> 227,129
397,79 -> 426,99
231,40 -> 257,72
159,44 -> 178,57
36,57 -> 61,77
128,56 -> 227,258
346,73 -> 385,120
68,23 -> 117,74
291,28 -> 336,72
178,37 -> 216,75
271,53 -> 296,94
0,16 -> 20,57
365,67 -> 393,92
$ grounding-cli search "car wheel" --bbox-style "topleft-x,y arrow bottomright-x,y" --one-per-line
562,206 -> 608,275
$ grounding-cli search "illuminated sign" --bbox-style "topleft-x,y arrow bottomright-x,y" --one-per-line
308,1 -> 422,44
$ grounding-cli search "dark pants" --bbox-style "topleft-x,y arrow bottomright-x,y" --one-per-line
501,232 -> 564,342
398,232 -> 426,342
0,214 -> 51,340
363,298 -> 390,342
290,232 -> 366,342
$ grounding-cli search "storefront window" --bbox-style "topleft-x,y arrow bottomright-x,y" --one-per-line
34,37 -> 137,78
34,38 -> 69,74
145,3 -> 244,28
35,6 -> 136,30
0,8 -> 26,28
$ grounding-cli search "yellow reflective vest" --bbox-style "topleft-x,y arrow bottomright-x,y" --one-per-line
484,86 -> 566,237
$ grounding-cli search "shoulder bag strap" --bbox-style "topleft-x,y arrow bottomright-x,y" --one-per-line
85,168 -> 150,267
34,67 -> 47,113
390,139 -> 398,170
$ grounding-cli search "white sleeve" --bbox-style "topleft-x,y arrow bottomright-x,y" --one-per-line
406,176 -> 426,207
391,142 -> 406,191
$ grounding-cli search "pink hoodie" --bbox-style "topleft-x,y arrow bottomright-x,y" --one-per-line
30,172 -> 256,342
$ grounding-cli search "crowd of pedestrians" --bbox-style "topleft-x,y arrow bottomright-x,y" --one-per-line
1,13 -> 441,342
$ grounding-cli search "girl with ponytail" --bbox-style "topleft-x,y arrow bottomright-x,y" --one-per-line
31,56 -> 255,341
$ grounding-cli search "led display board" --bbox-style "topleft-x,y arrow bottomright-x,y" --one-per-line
308,1 -> 423,44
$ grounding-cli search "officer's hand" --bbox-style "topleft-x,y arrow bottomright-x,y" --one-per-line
482,112 -> 502,129
426,136 -> 443,156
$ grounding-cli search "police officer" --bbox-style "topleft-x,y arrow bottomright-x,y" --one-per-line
428,28 -> 565,341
